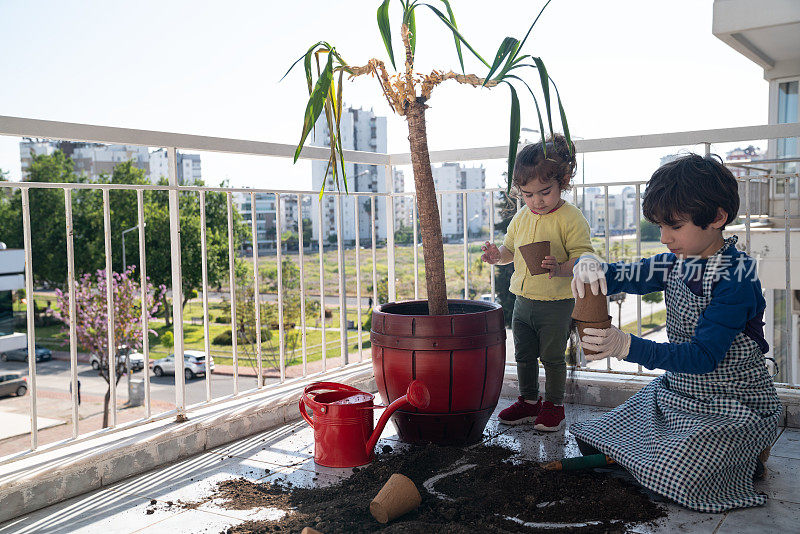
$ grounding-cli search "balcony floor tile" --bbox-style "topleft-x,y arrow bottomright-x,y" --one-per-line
2,399 -> 797,534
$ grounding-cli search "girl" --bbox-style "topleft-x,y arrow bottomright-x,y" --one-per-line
481,134 -> 593,431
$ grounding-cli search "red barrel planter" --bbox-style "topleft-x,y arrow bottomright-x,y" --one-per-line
371,299 -> 506,445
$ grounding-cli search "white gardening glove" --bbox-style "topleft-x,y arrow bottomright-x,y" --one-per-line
580,326 -> 631,361
571,254 -> 607,298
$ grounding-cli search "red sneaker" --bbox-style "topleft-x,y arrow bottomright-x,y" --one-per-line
498,396 -> 542,425
534,402 -> 565,432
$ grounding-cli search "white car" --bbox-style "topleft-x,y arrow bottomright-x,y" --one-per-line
151,351 -> 214,380
89,351 -> 145,372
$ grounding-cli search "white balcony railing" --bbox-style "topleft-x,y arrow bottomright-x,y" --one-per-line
1,115 -> 799,467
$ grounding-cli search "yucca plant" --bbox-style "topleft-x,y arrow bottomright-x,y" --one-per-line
287,0 -> 571,316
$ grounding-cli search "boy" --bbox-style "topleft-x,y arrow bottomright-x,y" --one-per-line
569,154 -> 781,512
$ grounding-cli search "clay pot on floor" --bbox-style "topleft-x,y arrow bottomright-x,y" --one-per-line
576,316 -> 613,355
518,241 -> 550,275
370,473 -> 422,524
370,300 -> 506,445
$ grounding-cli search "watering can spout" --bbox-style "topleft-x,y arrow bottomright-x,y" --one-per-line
365,380 -> 430,456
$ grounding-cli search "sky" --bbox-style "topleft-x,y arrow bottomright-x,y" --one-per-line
0,0 -> 769,192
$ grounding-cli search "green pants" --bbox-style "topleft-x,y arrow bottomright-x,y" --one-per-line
512,296 -> 574,404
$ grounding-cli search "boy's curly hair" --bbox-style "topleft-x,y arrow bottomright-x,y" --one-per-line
512,133 -> 576,191
643,153 -> 739,229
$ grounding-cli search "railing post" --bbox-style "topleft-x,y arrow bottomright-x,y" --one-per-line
275,193 -> 286,380
251,192 -> 263,387
21,188 -> 38,450
785,177 -> 793,383
489,191 -> 495,301
297,194 -> 308,376
336,193 -> 348,365
167,147 -> 186,421
385,164 -> 396,302
102,188 -> 117,427
463,191 -> 469,299
226,193 -> 239,394
137,190 -> 153,413
64,189 -> 79,438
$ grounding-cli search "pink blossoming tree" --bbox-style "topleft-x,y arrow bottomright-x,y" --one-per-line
55,267 -> 166,427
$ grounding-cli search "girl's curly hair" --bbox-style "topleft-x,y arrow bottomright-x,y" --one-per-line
512,133 -> 576,192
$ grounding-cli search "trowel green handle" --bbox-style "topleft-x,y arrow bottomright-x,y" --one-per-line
543,454 -> 615,471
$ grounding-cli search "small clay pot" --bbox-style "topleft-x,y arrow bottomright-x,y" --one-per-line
576,316 -> 613,355
370,473 -> 422,524
571,285 -> 609,322
519,241 -> 550,275
301,528 -> 324,534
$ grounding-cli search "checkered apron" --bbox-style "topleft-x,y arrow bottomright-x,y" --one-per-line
571,237 -> 782,512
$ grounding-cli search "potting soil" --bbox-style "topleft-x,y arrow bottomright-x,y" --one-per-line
187,442 -> 665,533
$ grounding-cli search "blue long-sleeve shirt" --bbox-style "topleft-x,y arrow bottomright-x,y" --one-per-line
603,248 -> 768,374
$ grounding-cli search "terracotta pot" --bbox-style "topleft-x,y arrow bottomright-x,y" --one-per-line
576,316 -> 612,355
371,300 -> 506,445
518,241 -> 550,275
571,285 -> 609,322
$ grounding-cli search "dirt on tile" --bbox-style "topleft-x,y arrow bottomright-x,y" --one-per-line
191,442 -> 665,533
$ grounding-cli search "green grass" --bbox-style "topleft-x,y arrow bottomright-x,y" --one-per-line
621,309 -> 667,335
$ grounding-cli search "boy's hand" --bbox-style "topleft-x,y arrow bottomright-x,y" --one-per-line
541,256 -> 561,279
481,242 -> 501,265
571,254 -> 607,298
580,326 -> 631,361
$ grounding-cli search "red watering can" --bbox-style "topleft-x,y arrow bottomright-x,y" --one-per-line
299,380 -> 430,468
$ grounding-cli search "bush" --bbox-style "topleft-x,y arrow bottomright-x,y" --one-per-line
212,328 -> 272,346
214,315 -> 230,324
161,331 -> 174,349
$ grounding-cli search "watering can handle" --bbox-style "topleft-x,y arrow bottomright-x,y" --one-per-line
299,398 -> 314,428
300,381 -> 364,427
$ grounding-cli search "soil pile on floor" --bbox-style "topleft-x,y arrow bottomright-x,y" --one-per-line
207,443 -> 665,533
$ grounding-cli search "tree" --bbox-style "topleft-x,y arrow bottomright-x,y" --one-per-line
608,292 -> 626,328
53,267 -> 165,428
642,291 -> 663,323
0,151 -> 90,287
289,1 -> 571,315
640,219 -> 660,241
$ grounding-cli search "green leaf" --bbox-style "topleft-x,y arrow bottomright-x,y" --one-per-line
505,82 -> 521,193
518,0 -> 553,51
550,78 -> 573,154
507,74 -> 547,153
405,4 -> 417,58
440,1 -> 463,72
377,0 -> 396,70
420,3 -> 487,68
280,41 -> 327,85
484,37 -> 519,86
531,57 -> 553,136
294,52 -> 334,163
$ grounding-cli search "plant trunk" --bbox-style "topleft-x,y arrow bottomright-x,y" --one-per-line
406,99 -> 448,315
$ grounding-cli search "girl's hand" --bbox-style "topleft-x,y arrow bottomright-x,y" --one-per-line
541,256 -> 561,278
481,241 -> 501,264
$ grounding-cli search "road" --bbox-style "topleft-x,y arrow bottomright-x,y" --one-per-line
0,359 -> 266,407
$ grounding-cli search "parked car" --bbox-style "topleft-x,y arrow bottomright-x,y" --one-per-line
0,371 -> 27,397
89,351 -> 145,372
151,350 -> 214,380
0,345 -> 52,363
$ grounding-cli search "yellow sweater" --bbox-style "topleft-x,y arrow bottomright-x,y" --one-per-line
503,201 -> 593,301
